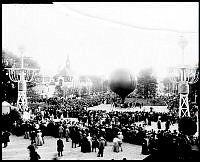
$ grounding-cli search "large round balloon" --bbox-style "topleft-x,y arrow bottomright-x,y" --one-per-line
109,69 -> 136,103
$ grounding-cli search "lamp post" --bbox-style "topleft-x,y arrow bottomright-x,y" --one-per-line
178,36 -> 188,67
169,36 -> 199,118
5,48 -> 39,113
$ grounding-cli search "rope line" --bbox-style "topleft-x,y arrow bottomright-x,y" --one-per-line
63,5 -> 197,34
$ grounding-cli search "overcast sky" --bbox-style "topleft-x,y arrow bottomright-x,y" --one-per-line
2,2 -> 199,79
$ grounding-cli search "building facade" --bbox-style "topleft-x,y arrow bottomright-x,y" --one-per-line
34,56 -> 92,98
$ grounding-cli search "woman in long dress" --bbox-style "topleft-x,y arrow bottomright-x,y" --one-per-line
81,134 -> 88,153
113,135 -> 120,153
157,117 -> 162,130
36,130 -> 43,146
64,127 -> 70,142
87,133 -> 92,152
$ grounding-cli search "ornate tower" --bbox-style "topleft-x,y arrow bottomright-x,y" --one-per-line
169,36 -> 199,118
64,55 -> 72,79
66,55 -> 70,70
6,49 -> 39,112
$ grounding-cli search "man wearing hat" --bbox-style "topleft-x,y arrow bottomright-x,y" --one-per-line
157,116 -> 162,130
97,136 -> 106,157
30,130 -> 36,144
57,138 -> 64,157
2,130 -> 10,148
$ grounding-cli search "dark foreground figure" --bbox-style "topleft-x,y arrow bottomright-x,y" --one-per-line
27,144 -> 41,160
57,138 -> 64,157
143,144 -> 199,161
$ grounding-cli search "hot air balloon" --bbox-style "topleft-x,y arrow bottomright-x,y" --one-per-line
109,69 -> 136,104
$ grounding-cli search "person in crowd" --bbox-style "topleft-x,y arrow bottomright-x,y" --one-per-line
36,130 -> 43,146
97,136 -> 106,157
87,133 -> 92,151
64,126 -> 70,142
117,131 -> 124,152
165,119 -> 171,131
92,134 -> 99,152
12,121 -> 17,135
30,130 -> 36,144
2,130 -> 10,148
147,114 -> 152,126
157,117 -> 162,130
79,129 -> 84,147
57,138 -> 64,157
81,133 -> 88,153
71,126 -> 77,148
141,136 -> 149,155
58,124 -> 64,138
148,136 -> 157,154
85,135 -> 91,153
41,129 -> 45,144
24,122 -> 30,139
113,135 -> 120,153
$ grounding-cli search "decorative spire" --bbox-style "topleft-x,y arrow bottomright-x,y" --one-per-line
64,55 -> 72,78
66,55 -> 70,70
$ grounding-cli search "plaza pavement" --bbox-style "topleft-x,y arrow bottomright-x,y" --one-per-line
2,135 -> 148,160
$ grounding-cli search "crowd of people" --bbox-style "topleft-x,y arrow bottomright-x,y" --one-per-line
2,92 -> 199,160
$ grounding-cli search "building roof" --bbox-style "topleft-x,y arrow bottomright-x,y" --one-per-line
54,55 -> 72,77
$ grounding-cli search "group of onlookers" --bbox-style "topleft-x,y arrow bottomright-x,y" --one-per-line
3,91 -> 199,160
28,91 -> 177,121
142,128 -> 199,160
